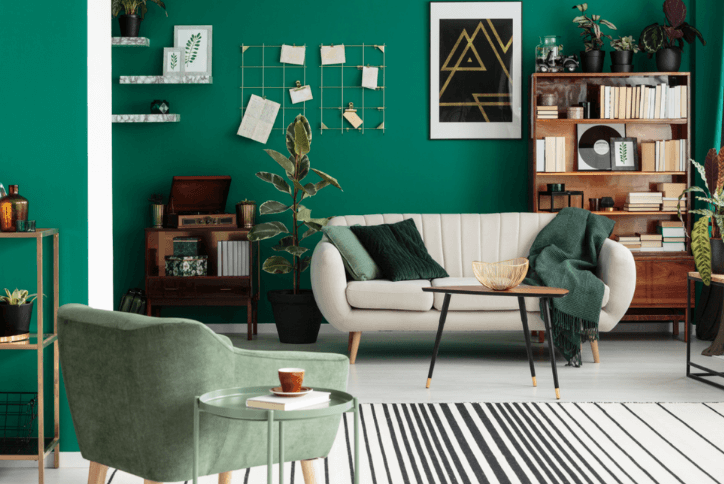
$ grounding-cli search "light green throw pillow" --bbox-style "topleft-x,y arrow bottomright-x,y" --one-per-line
322,225 -> 382,281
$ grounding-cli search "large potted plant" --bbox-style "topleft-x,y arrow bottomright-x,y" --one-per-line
572,3 -> 617,73
0,289 -> 40,339
677,147 -> 724,286
111,0 -> 167,38
609,36 -> 639,72
248,115 -> 342,344
639,0 -> 705,72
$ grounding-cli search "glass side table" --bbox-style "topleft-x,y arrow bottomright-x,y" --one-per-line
194,386 -> 359,484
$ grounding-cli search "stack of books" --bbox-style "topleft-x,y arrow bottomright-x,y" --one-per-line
537,106 -> 558,119
659,221 -> 686,252
615,235 -> 641,251
217,240 -> 251,276
535,137 -> 566,173
637,233 -> 664,251
657,183 -> 687,212
597,84 -> 687,120
624,192 -> 663,212
641,140 -> 687,172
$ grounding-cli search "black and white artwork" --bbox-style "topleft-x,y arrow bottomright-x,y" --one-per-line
430,2 -> 521,139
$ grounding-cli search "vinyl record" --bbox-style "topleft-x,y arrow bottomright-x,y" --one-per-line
578,125 -> 623,170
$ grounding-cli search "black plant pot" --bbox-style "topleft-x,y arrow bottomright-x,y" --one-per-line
118,14 -> 142,37
0,302 -> 34,337
712,239 -> 724,274
580,50 -> 606,73
656,47 -> 682,72
268,289 -> 322,344
610,51 -> 634,66
611,65 -> 634,73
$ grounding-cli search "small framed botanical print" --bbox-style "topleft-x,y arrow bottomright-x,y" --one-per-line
174,25 -> 213,77
611,137 -> 639,171
163,47 -> 185,78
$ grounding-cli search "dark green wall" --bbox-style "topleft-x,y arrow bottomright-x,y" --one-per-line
2,3 -> 87,453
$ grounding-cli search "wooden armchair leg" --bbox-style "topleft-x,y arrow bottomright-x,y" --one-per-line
590,340 -> 600,363
538,331 -> 545,343
301,459 -> 323,484
219,471 -> 233,483
144,481 -> 162,484
349,332 -> 361,364
87,462 -> 109,484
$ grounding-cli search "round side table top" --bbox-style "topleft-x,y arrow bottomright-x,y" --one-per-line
197,386 -> 355,421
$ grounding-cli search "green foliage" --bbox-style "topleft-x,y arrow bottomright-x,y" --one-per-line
610,36 -> 640,53
692,216 -> 712,285
572,4 -> 616,52
638,0 -> 705,55
112,0 -> 167,19
248,115 -> 343,293
0,288 -> 39,306
185,33 -> 202,66
170,53 -> 178,70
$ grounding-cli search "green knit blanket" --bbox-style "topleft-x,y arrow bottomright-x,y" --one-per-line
524,207 -> 615,367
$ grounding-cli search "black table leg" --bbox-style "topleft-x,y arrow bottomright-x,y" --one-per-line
517,297 -> 537,387
686,277 -> 692,377
427,293 -> 451,388
541,297 -> 561,399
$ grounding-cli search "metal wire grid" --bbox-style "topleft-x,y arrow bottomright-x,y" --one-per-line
0,392 -> 37,454
319,44 -> 386,134
239,44 -> 307,131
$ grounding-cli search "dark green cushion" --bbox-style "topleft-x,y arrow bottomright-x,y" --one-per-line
350,219 -> 448,281
322,225 -> 381,281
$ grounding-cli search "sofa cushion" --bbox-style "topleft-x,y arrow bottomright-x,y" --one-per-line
346,279 -> 433,311
350,219 -> 448,281
431,277 -> 610,311
322,226 -> 381,281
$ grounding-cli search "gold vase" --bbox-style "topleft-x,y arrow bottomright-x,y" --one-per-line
151,204 -> 164,228
0,185 -> 29,232
236,201 -> 256,228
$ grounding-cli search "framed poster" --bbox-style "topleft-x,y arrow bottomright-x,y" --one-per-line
611,137 -> 639,171
163,47 -> 185,78
430,2 -> 522,140
174,25 -> 213,77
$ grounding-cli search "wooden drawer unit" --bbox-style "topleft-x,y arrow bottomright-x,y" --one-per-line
630,256 -> 695,308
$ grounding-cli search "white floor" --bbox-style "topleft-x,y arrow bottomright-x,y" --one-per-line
4,328 -> 724,483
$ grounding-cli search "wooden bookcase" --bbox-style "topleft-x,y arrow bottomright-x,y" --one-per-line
529,72 -> 694,334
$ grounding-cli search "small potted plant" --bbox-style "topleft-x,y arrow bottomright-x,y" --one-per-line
0,289 -> 41,339
677,147 -> 724,286
248,115 -> 342,344
610,36 -> 639,72
149,193 -> 165,228
639,0 -> 705,72
572,3 -> 617,73
111,0 -> 167,38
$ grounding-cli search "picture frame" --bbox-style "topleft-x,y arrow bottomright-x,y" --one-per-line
163,47 -> 185,78
174,25 -> 213,77
576,123 -> 626,171
429,1 -> 522,140
611,137 -> 640,171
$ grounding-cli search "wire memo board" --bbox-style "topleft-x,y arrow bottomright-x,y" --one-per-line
320,44 -> 386,134
239,44 -> 308,131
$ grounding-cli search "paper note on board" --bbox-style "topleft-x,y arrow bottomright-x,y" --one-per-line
343,110 -> 363,128
280,44 -> 306,65
321,45 -> 346,65
289,85 -> 313,104
237,94 -> 280,144
361,66 -> 379,90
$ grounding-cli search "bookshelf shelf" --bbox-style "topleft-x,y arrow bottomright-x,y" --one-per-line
592,211 -> 681,216
537,171 -> 686,177
535,118 -> 687,125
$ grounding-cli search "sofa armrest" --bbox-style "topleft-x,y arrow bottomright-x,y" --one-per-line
311,240 -> 352,328
596,238 -> 636,330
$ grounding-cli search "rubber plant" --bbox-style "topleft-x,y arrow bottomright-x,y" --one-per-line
639,0 -> 705,56
248,115 -> 342,294
112,0 -> 167,18
677,147 -> 724,285
572,4 -> 617,52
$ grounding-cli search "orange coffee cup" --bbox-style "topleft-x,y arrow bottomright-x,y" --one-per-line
278,368 -> 304,393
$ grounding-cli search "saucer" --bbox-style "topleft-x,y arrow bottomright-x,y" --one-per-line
270,386 -> 312,398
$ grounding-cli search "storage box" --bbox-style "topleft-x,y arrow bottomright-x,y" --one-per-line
656,183 -> 686,199
165,255 -> 208,277
173,237 -> 202,257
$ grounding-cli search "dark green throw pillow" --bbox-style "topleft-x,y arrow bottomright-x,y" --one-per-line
350,219 -> 448,282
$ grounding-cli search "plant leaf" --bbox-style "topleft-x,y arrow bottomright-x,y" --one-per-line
639,24 -> 666,53
692,216 -> 712,285
293,180 -> 315,198
272,235 -> 295,251
295,154 -> 310,181
286,115 -> 312,157
311,169 -> 342,190
680,23 -> 706,46
262,256 -> 294,274
283,245 -> 309,258
299,256 -> 312,272
248,221 -> 289,242
294,119 -> 311,156
265,149 -> 295,178
256,171 -> 291,194
663,0 -> 687,28
301,182 -> 317,200
297,206 -> 312,223
599,19 -> 616,30
301,223 -> 321,240
259,200 -> 290,215
573,3 -> 588,12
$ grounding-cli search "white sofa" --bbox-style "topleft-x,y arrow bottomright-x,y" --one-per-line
311,213 -> 636,364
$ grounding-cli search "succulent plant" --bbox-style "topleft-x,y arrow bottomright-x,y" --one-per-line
112,0 -> 167,18
610,36 -> 640,53
0,289 -> 39,306
639,0 -> 705,56
248,115 -> 342,294
572,4 -> 617,52
148,193 -> 164,205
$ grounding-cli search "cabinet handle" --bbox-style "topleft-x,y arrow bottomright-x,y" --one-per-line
220,288 -> 232,291
165,288 -> 178,291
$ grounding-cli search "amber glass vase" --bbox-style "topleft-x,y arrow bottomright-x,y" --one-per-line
0,185 -> 29,232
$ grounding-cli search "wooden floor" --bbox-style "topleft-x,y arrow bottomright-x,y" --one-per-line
4,329 -> 723,483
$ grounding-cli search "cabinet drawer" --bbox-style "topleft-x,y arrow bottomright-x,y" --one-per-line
196,278 -> 250,297
147,278 -> 195,298
631,258 -> 695,307
147,277 -> 250,299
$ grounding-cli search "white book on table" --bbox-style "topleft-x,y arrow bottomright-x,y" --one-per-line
246,391 -> 331,411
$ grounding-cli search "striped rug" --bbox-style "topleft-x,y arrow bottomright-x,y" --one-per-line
109,402 -> 724,484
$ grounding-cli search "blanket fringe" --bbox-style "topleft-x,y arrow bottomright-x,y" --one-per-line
548,307 -> 598,367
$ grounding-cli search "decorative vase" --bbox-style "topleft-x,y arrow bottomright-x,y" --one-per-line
580,50 -> 606,73
535,35 -> 563,72
0,302 -> 34,339
268,290 -> 322,344
236,200 -> 256,228
151,204 -> 164,228
0,185 -> 29,233
118,14 -> 142,37
150,100 -> 170,114
711,238 -> 724,274
656,47 -> 682,72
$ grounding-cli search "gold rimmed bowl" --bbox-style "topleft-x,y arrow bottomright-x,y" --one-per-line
472,258 -> 529,291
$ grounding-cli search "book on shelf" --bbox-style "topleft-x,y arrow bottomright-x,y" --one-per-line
662,242 -> 686,252
663,237 -> 686,243
642,140 -> 686,172
615,235 -> 641,243
658,221 -> 686,238
624,206 -> 660,212
657,183 -> 686,198
218,241 -> 250,276
596,83 -> 686,120
536,139 -> 545,172
555,137 -> 565,173
637,233 -> 663,242
538,137 -> 565,173
246,391 -> 331,411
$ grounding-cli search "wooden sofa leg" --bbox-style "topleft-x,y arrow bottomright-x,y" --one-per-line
349,332 -> 361,364
301,459 -> 322,484
538,331 -> 545,343
219,471 -> 233,483
87,462 -> 108,484
590,340 -> 600,363
144,481 -> 162,484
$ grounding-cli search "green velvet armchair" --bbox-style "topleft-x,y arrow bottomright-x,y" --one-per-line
58,304 -> 349,484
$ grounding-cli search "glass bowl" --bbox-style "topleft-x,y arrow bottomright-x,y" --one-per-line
472,258 -> 529,291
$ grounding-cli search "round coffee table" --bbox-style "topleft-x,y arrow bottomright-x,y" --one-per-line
193,386 -> 359,484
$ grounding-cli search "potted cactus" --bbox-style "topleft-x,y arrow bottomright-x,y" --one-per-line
639,0 -> 705,72
111,0 -> 167,38
248,115 -> 342,344
610,36 -> 639,72
572,3 -> 617,73
0,289 -> 40,339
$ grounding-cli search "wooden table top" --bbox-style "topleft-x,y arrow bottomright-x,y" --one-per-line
422,284 -> 569,298
688,272 -> 724,284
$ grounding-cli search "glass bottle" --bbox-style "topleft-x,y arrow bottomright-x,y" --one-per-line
0,185 -> 29,232
535,35 -> 564,72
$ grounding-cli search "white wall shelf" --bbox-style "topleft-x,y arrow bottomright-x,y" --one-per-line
119,75 -> 212,84
112,37 -> 150,47
112,114 -> 181,123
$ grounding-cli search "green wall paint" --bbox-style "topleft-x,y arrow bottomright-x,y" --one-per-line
2,3 -> 87,453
